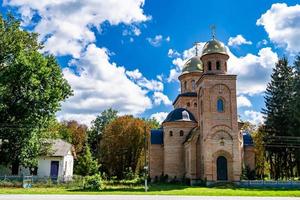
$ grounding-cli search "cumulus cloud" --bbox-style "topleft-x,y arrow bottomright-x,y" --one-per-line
237,95 -> 252,108
4,0 -> 150,58
5,0 -> 160,125
244,110 -> 265,125
257,3 -> 300,52
228,47 -> 278,95
57,44 -> 152,123
147,35 -> 170,47
168,49 -> 180,58
228,34 -> 252,47
126,69 -> 164,92
153,92 -> 172,106
150,112 -> 168,124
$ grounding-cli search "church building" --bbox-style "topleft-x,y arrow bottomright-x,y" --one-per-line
149,36 -> 255,185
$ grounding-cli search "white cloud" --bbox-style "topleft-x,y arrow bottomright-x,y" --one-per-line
147,35 -> 170,47
237,95 -> 252,108
126,69 -> 164,92
4,0 -> 150,58
5,0 -> 160,125
153,92 -> 172,106
150,112 -> 168,124
257,3 -> 300,52
57,44 -> 152,124
168,49 -> 180,58
244,110 -> 265,125
228,47 -> 278,95
228,34 -> 252,47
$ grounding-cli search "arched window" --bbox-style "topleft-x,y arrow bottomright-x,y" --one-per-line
187,102 -> 190,107
217,98 -> 224,112
191,80 -> 196,91
182,110 -> 190,120
184,81 -> 187,90
194,102 -> 197,108
225,61 -> 227,71
180,130 -> 184,136
216,61 -> 221,70
208,61 -> 212,71
169,131 -> 173,136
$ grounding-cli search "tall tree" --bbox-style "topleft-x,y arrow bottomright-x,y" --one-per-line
262,57 -> 294,179
88,108 -> 117,157
289,54 -> 300,177
0,15 -> 72,170
100,115 -> 149,179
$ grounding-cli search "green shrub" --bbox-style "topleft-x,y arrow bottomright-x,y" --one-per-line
83,174 -> 103,190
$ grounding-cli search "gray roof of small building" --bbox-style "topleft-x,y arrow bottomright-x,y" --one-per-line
45,139 -> 73,157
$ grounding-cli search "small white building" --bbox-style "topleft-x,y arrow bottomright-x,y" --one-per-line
0,139 -> 75,181
35,139 -> 75,180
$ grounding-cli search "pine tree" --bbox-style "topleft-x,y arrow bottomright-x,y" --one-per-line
289,54 -> 300,177
262,57 -> 294,179
74,145 -> 99,176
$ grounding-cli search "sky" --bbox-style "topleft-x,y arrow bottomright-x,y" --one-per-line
1,0 -> 300,125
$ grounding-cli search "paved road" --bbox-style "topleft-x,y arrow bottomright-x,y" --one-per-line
0,195 -> 299,200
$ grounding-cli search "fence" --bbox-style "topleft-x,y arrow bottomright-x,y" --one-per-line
0,175 -> 82,188
240,180 -> 300,188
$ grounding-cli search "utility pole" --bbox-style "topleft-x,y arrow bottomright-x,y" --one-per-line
144,125 -> 148,192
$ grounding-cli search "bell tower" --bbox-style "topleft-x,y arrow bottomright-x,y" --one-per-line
198,31 -> 242,182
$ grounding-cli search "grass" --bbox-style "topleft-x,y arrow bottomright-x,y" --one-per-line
0,183 -> 300,196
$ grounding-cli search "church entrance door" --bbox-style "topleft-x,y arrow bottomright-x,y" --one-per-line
217,156 -> 228,180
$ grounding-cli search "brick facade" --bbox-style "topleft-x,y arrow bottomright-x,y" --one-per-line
150,38 -> 255,184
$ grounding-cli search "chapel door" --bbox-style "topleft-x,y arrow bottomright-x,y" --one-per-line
50,161 -> 59,179
217,156 -> 228,181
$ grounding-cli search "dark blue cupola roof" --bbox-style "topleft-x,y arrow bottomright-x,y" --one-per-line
163,108 -> 197,123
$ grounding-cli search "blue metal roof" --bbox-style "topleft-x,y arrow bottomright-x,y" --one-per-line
151,129 -> 163,144
243,132 -> 254,146
163,108 -> 197,123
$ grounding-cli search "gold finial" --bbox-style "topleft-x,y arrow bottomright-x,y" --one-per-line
210,24 -> 216,39
193,42 -> 200,56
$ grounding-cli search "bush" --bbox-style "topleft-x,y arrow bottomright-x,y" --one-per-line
83,174 -> 103,190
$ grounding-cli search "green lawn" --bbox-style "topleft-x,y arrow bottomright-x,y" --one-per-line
0,184 -> 299,196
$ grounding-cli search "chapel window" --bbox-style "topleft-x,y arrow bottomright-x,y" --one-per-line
208,61 -> 212,71
216,61 -> 221,70
217,98 -> 224,112
180,130 -> 184,136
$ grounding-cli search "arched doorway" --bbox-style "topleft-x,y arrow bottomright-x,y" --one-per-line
217,156 -> 228,181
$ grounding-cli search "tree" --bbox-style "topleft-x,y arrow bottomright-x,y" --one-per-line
262,57 -> 294,179
100,115 -> 149,179
74,145 -> 99,176
88,108 -> 117,157
0,15 -> 72,170
61,120 -> 88,154
289,54 -> 300,177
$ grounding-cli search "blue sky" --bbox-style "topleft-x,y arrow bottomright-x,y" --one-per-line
1,0 -> 300,125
